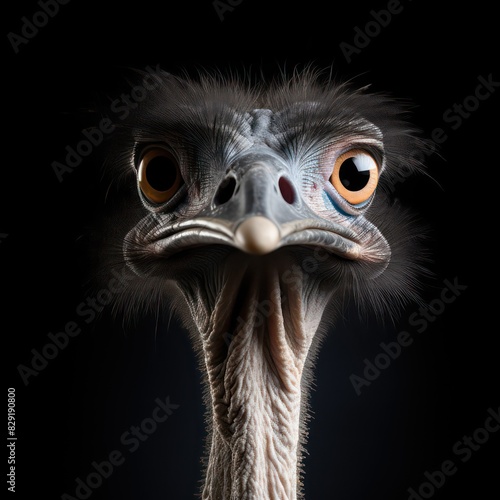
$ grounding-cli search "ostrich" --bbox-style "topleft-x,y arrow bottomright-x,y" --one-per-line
94,67 -> 428,499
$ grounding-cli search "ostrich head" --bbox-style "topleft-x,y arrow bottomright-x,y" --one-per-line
96,68 -> 427,499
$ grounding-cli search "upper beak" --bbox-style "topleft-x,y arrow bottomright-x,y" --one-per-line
205,155 -> 302,255
234,215 -> 281,255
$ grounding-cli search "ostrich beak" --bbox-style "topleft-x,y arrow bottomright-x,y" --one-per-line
209,153 -> 301,255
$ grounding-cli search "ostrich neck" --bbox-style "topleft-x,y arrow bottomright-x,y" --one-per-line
179,259 -> 332,499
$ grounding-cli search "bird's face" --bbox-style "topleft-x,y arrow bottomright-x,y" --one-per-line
107,70 -> 427,340
123,95 -> 395,288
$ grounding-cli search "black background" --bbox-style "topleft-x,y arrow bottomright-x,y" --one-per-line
3,1 -> 498,499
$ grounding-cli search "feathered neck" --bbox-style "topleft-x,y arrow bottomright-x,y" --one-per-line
177,255 -> 333,499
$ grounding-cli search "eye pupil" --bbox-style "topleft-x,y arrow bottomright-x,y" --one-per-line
146,156 -> 178,191
339,157 -> 370,191
138,147 -> 183,204
329,149 -> 379,205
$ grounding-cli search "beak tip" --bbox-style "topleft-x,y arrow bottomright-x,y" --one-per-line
235,216 -> 280,255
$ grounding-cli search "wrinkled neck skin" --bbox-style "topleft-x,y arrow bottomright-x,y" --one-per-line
178,255 -> 334,500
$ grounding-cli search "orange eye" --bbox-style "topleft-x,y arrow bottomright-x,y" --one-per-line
137,148 -> 183,204
330,149 -> 379,205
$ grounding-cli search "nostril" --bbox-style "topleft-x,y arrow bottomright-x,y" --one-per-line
214,176 -> 237,206
278,176 -> 295,204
